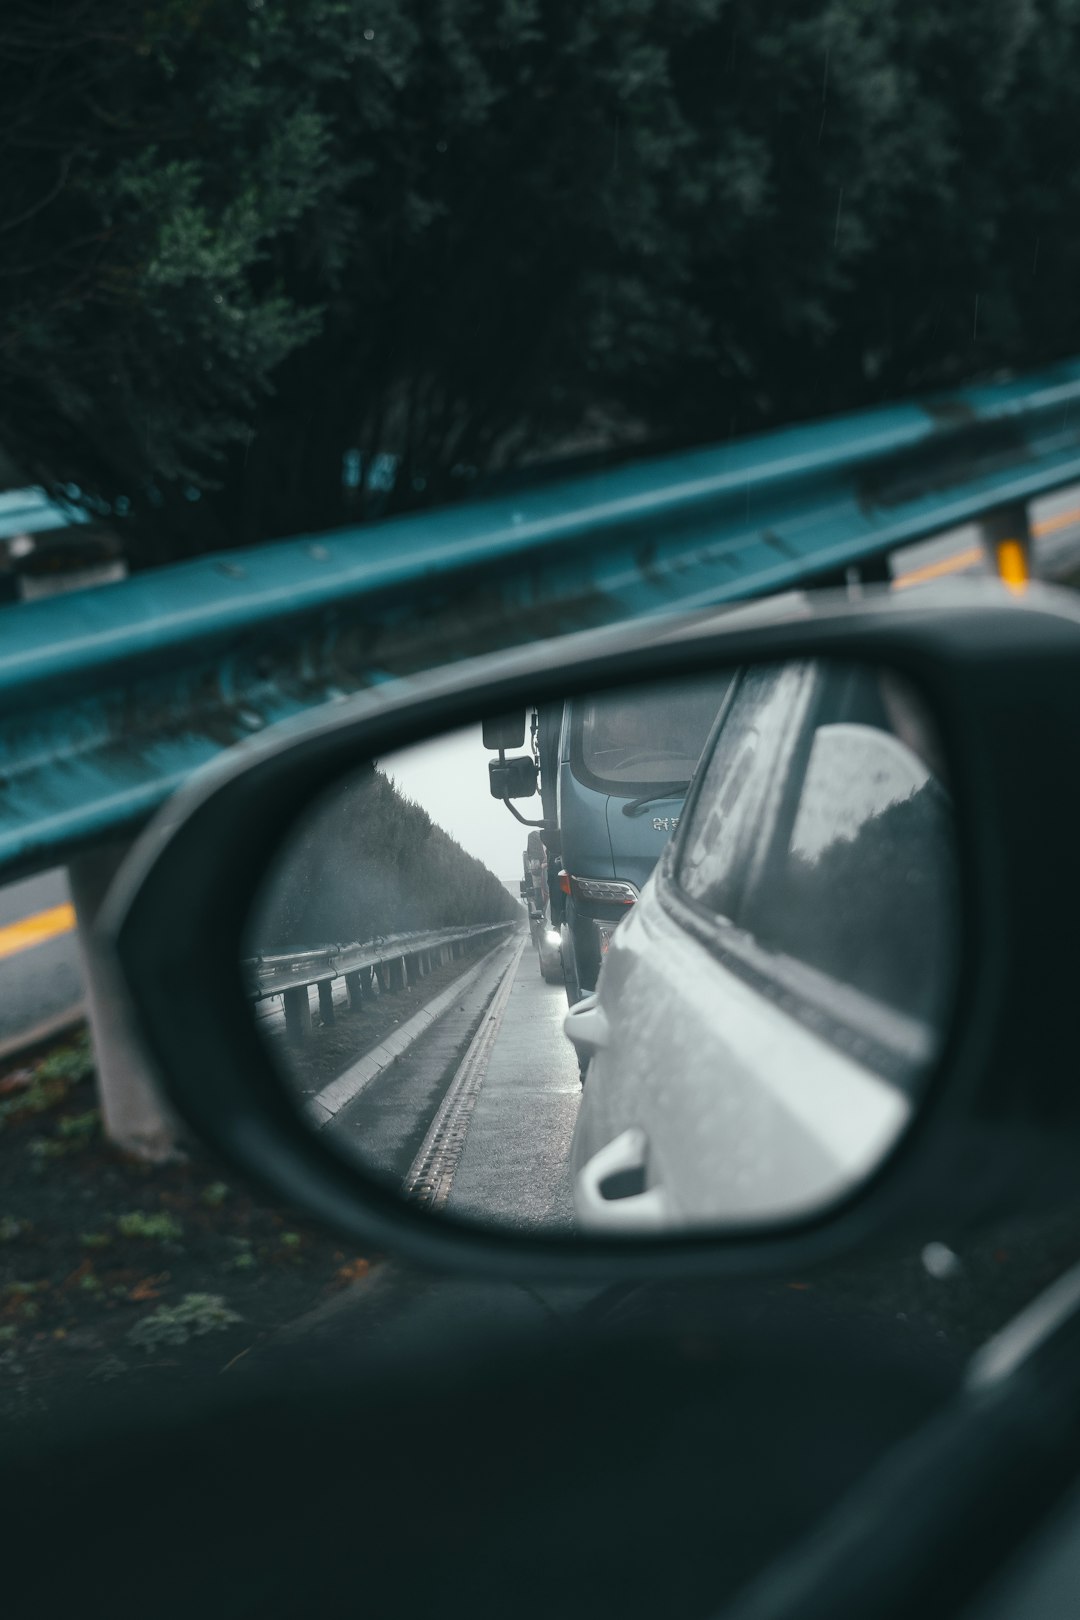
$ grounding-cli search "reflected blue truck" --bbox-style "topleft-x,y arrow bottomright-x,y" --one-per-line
531,678 -> 734,1008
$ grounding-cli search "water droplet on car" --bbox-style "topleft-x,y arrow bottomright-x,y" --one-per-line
922,1241 -> 961,1280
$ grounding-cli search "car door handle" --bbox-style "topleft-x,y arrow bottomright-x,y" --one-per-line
563,993 -> 610,1057
575,1128 -> 669,1232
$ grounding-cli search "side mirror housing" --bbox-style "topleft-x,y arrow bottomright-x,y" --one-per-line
106,584 -> 1080,1281
489,756 -> 537,800
482,713 -> 527,749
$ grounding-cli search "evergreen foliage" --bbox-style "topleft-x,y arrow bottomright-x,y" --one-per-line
254,765 -> 519,948
3,2 -> 1078,559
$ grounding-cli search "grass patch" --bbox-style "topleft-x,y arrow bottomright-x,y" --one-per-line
127,1294 -> 243,1352
116,1211 -> 184,1243
0,1024 -> 377,1431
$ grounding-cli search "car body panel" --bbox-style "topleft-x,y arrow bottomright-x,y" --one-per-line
567,654 -> 961,1233
569,887 -> 911,1230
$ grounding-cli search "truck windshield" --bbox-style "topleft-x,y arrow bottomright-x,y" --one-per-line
571,676 -> 734,796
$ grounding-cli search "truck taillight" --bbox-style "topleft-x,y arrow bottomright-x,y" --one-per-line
567,876 -> 639,906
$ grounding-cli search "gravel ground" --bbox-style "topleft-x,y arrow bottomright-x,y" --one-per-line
0,1030 -> 377,1443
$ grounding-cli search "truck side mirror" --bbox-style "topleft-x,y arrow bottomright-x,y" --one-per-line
519,879 -> 529,897
482,713 -> 527,749
489,757 -> 538,800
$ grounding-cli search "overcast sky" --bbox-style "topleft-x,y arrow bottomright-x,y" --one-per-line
383,724 -> 536,883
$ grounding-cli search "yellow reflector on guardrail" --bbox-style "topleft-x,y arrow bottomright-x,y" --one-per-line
995,539 -> 1030,593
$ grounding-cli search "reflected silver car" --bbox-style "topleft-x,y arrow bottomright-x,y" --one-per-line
566,658 -> 960,1234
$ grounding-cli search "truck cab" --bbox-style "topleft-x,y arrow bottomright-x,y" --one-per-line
486,677 -> 734,1011
553,678 -> 733,1006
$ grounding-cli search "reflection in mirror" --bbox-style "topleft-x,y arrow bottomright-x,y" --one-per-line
244,661 -> 961,1238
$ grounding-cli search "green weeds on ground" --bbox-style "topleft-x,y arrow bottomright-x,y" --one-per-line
115,1211 -> 184,1243
127,1294 -> 244,1352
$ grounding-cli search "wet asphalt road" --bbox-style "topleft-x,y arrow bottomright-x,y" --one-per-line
0,869 -> 82,1053
887,484 -> 1080,585
325,935 -> 581,1231
445,943 -> 580,1231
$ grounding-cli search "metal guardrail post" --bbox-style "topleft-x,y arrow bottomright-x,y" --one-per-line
284,986 -> 312,1042
344,970 -> 365,1011
317,980 -> 335,1026
68,840 -> 181,1161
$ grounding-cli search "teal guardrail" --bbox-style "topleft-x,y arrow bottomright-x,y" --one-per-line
4,357 -> 1080,880
0,486 -> 89,542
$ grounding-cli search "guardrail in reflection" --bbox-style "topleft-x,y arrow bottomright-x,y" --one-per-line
242,921 -> 517,1041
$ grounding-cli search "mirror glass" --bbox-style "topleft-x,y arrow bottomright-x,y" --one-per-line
244,660 -> 961,1237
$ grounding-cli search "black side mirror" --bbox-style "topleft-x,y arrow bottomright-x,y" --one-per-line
106,585 -> 1080,1279
482,713 -> 527,749
489,756 -> 537,800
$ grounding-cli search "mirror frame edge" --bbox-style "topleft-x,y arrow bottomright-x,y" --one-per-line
105,585 -> 1080,1282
